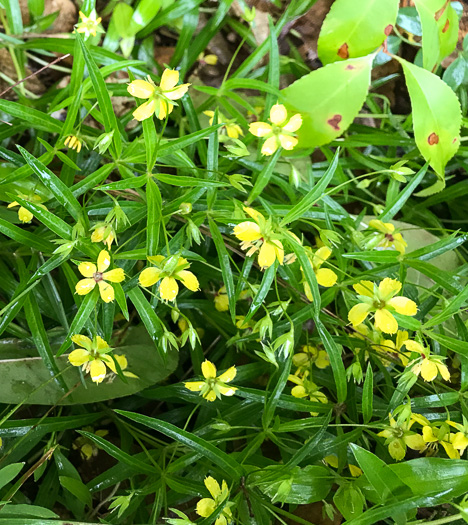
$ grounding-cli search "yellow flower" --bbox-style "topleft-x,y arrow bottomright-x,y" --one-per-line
64,135 -> 82,152
68,335 -> 132,384
198,52 -> 218,65
204,110 -> 244,139
214,285 -> 229,312
127,69 -> 191,121
8,194 -> 47,223
73,428 -> 109,460
348,278 -> 417,334
411,414 -> 459,459
447,418 -> 468,455
368,220 -> 407,255
75,250 -> 125,303
196,477 -> 233,525
380,330 -> 410,365
378,412 -> 425,461
233,207 -> 284,269
404,340 -> 450,382
323,456 -> 362,477
185,360 -> 237,402
139,254 -> 199,302
288,373 -> 328,416
76,10 -> 103,39
249,103 -> 302,156
302,246 -> 338,301
91,223 -> 116,250
292,345 -> 330,373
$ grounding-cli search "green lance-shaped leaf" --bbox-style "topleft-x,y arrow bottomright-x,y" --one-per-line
281,55 -> 372,149
397,58 -> 461,182
317,0 -> 399,65
413,0 -> 459,72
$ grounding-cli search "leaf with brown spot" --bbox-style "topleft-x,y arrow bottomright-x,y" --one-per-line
413,0 -> 459,71
281,56 -> 372,149
317,0 -> 399,65
398,57 -> 461,183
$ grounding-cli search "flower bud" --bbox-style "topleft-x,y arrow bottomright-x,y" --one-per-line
179,202 -> 192,214
94,130 -> 114,155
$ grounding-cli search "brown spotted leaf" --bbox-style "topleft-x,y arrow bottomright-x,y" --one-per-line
317,0 -> 399,65
280,55 -> 372,149
399,58 -> 461,181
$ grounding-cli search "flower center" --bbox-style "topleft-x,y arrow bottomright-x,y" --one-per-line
393,427 -> 404,438
93,272 -> 104,282
374,300 -> 386,309
385,233 -> 395,242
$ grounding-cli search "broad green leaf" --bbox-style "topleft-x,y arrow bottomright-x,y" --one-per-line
398,58 -> 461,180
59,476 -> 92,507
0,463 -> 24,491
132,0 -> 162,29
0,327 -> 178,405
0,504 -> 58,519
413,0 -> 459,72
317,0 -> 399,64
281,57 -> 372,148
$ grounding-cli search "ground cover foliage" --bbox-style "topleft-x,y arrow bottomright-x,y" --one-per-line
1,0 -> 468,523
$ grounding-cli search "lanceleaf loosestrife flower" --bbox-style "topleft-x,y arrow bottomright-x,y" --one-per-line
368,219 -> 407,255
249,103 -> 302,155
348,278 -> 417,334
8,194 -> 47,223
68,335 -> 134,384
288,373 -> 328,416
411,414 -> 459,459
293,345 -> 330,373
185,360 -> 237,401
204,110 -> 243,139
302,246 -> 338,301
378,412 -> 425,461
64,135 -> 82,152
404,340 -> 450,382
75,250 -> 125,303
233,207 -> 284,269
139,255 -> 199,302
76,10 -> 103,39
91,223 -> 116,250
127,69 -> 190,121
196,477 -> 233,525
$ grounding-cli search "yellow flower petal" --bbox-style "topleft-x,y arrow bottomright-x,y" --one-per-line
269,103 -> 287,125
258,241 -> 277,269
249,121 -> 272,137
233,221 -> 262,242
452,432 -> 468,452
103,268 -> 125,283
316,350 -> 330,369
378,277 -> 401,300
184,381 -> 205,391
440,440 -> 459,459
75,278 -> 96,295
178,270 -> 199,292
279,134 -> 298,150
349,464 -> 363,477
78,262 -> 97,278
404,340 -> 425,354
196,498 -> 216,517
204,54 -> 218,65
214,293 -> 229,312
368,219 -> 394,234
261,136 -> 278,156
90,359 -> 107,384
159,276 -> 179,301
272,239 -> 284,265
97,250 -> 111,273
404,433 -> 425,451
315,268 -> 337,287
203,389 -> 217,402
374,308 -> 398,334
18,206 -> 33,223
127,79 -> 155,99
388,439 -> 405,461
313,246 -> 332,267
353,280 -> 374,297
291,385 -> 307,398
165,83 -> 190,100
201,360 -> 217,379
139,267 -> 162,287
71,334 -> 93,350
422,426 -> 438,443
204,476 -> 222,499
160,68 -> 179,91
97,280 -> 115,303
218,385 -> 237,396
437,361 -> 450,381
282,113 -> 302,132
226,124 -> 243,139
132,99 -> 156,121
348,303 -> 372,326
68,349 -> 90,366
324,455 -> 339,468
387,296 -> 417,316
156,98 -> 167,120
96,336 -> 110,352
419,359 -> 438,382
218,366 -> 237,383
243,206 -> 264,222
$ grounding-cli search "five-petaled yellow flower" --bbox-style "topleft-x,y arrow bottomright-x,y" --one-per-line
198,52 -> 218,66
378,412 -> 425,461
348,278 -> 417,334
293,345 -> 330,373
204,110 -> 243,139
411,414 -> 459,459
404,340 -> 450,382
64,135 -> 82,152
288,373 -> 328,416
447,417 -> 468,455
8,194 -> 47,223
249,103 -> 302,156
368,219 -> 407,255
196,477 -> 233,525
139,254 -> 199,302
68,335 -> 132,384
91,223 -> 116,250
76,10 -> 102,39
214,285 -> 229,312
75,250 -> 125,303
185,360 -> 237,401
127,69 -> 190,121
233,207 -> 284,269
302,246 -> 338,301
